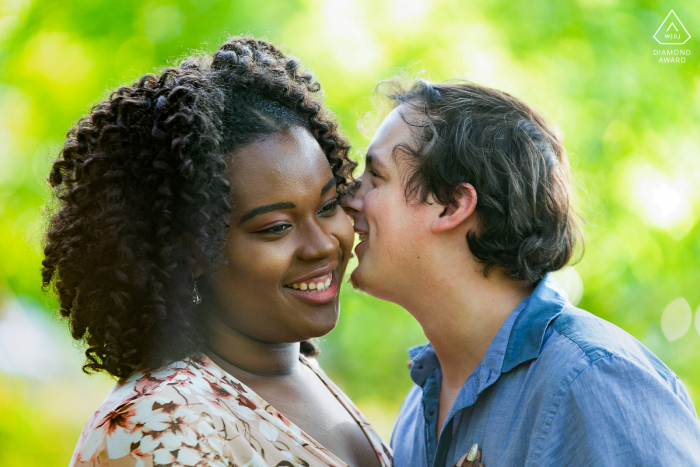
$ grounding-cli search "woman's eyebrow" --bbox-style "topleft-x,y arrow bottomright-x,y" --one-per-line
238,202 -> 296,225
320,177 -> 336,196
238,177 -> 335,226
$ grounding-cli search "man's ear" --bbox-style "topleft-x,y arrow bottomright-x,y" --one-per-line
431,183 -> 477,234
181,232 -> 205,278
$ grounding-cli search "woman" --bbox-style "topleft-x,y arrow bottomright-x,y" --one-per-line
42,37 -> 392,467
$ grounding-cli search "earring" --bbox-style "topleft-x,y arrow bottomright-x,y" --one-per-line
192,276 -> 201,306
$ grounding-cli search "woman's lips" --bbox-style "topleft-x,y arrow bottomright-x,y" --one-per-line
284,273 -> 339,305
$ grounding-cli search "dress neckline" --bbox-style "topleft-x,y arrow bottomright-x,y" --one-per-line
299,355 -> 393,466
199,354 -> 393,467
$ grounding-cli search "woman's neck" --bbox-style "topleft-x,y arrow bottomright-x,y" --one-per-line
201,308 -> 300,377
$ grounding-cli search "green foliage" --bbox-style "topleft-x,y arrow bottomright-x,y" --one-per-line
1,0 -> 699,463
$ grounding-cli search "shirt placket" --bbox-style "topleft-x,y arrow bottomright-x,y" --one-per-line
422,369 -> 441,466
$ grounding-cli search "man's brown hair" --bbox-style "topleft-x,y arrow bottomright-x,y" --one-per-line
382,79 -> 583,284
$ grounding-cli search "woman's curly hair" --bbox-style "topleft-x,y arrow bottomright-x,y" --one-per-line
41,37 -> 356,379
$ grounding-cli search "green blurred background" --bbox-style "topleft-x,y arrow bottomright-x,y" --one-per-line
1,0 -> 699,464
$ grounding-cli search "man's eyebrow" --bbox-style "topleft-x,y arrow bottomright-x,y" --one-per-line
366,154 -> 388,169
320,177 -> 336,196
238,202 -> 296,226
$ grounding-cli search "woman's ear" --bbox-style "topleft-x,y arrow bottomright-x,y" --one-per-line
431,183 -> 477,234
181,232 -> 206,278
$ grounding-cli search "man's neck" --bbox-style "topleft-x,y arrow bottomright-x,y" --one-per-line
402,264 -> 534,391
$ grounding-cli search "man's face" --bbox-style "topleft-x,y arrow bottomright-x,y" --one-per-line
343,106 -> 435,303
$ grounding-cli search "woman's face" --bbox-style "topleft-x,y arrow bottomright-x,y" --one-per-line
205,126 -> 354,343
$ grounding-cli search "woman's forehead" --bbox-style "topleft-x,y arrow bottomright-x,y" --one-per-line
228,127 -> 333,208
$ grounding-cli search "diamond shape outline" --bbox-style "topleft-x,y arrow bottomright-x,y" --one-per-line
654,10 -> 691,45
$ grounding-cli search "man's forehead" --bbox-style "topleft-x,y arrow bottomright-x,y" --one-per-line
367,107 -> 419,165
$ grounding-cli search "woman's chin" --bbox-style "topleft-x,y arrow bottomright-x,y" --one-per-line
299,305 -> 339,339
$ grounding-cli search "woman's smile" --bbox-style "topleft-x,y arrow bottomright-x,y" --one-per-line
284,270 -> 340,305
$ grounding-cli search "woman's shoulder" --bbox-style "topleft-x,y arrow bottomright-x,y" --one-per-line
70,355 -> 251,466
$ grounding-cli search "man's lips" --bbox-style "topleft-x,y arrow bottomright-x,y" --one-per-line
354,227 -> 368,243
354,229 -> 368,260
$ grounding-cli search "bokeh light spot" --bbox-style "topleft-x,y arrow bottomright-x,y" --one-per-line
320,0 -> 383,73
389,0 -> 429,24
661,297 -> 692,341
627,163 -> 695,240
21,31 -> 95,89
142,4 -> 185,44
551,266 -> 584,306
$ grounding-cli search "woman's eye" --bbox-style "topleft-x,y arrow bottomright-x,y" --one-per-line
319,199 -> 339,215
257,224 -> 291,235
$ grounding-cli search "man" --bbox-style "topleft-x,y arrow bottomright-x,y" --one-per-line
342,80 -> 700,466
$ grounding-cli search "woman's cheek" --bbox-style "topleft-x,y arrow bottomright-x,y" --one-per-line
335,213 -> 355,259
230,237 -> 288,284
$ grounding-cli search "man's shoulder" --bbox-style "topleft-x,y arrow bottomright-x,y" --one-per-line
545,304 -> 672,382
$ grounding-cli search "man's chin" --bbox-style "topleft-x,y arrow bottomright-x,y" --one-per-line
349,263 -> 380,296
350,265 -> 397,304
349,262 -> 376,292
349,266 -> 364,291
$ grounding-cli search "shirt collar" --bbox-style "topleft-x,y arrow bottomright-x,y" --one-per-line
407,343 -> 439,387
408,296 -> 529,389
501,272 -> 569,372
407,272 -> 569,387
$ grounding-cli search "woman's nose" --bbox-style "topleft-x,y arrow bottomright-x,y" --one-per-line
296,221 -> 338,261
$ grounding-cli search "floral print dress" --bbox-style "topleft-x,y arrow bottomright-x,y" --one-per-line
70,355 -> 393,467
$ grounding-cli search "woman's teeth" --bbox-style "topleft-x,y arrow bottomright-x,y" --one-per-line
289,277 -> 332,292
358,233 -> 368,242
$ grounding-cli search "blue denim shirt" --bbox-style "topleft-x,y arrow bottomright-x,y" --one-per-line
391,274 -> 700,466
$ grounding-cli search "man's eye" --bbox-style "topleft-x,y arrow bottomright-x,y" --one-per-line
257,224 -> 291,235
319,199 -> 339,215
368,169 -> 382,184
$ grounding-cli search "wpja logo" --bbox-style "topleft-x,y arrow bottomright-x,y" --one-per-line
653,9 -> 691,63
654,10 -> 690,44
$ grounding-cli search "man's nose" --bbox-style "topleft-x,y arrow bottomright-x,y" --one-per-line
341,177 -> 366,217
